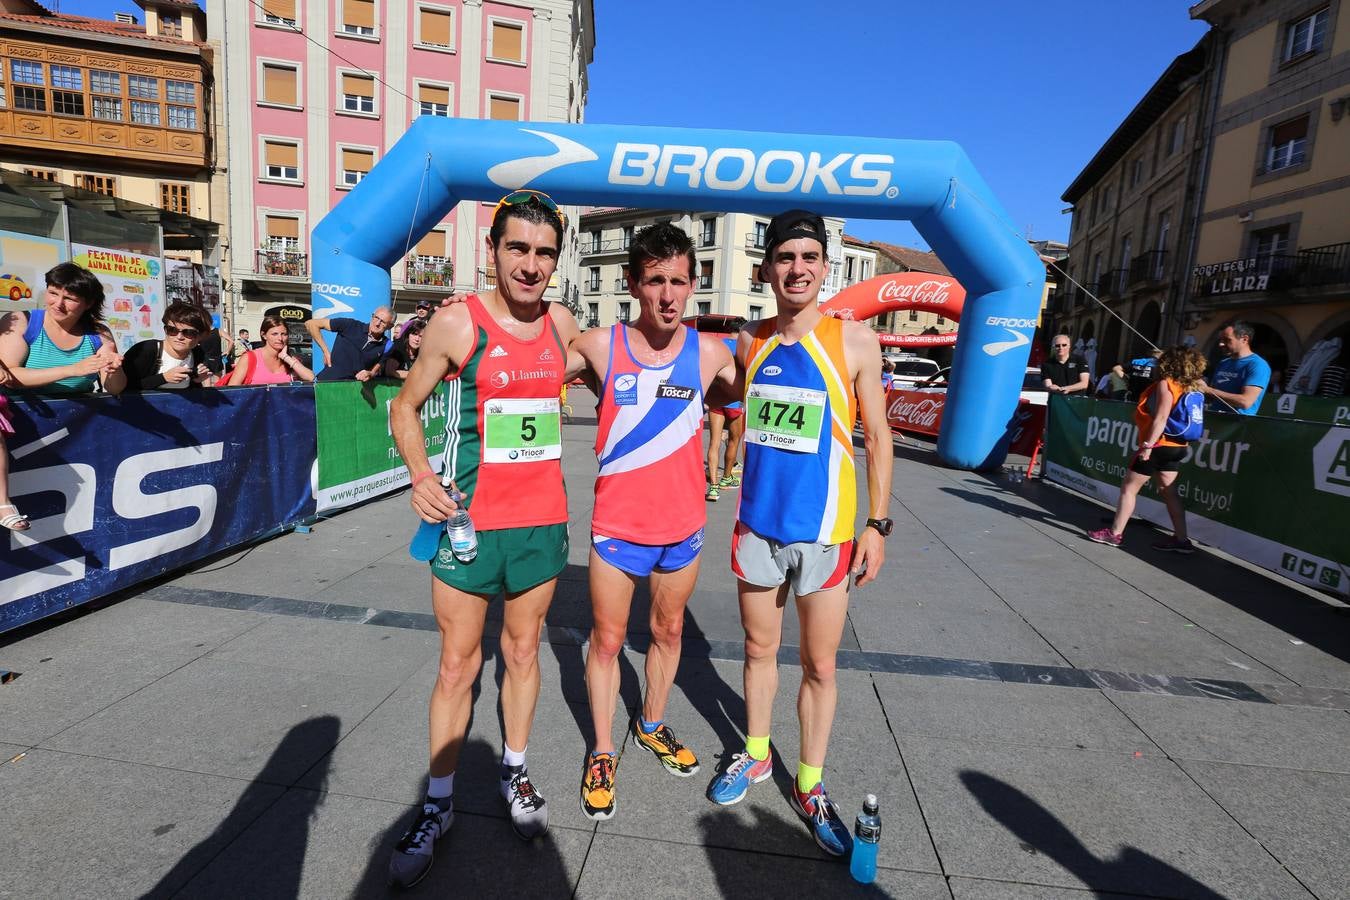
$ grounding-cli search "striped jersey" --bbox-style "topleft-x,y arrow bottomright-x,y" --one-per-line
738,315 -> 857,545
440,295 -> 568,531
22,310 -> 100,394
592,324 -> 705,545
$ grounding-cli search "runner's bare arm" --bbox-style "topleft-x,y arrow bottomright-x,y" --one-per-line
392,303 -> 473,523
700,332 -> 739,407
845,321 -> 893,587
548,303 -> 587,381
570,327 -> 608,395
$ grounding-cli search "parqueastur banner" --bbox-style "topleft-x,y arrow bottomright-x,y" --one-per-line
1043,396 -> 1349,596
314,380 -> 447,513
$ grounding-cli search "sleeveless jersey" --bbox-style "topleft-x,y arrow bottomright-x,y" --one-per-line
440,295 -> 568,531
739,315 -> 857,545
23,310 -> 100,394
593,324 -> 705,544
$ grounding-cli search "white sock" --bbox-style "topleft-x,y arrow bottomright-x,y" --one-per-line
427,773 -> 453,800
502,744 -> 527,769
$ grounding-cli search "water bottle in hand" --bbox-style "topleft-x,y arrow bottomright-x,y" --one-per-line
849,794 -> 881,884
445,491 -> 477,562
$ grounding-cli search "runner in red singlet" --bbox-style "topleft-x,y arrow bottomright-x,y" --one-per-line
388,191 -> 580,887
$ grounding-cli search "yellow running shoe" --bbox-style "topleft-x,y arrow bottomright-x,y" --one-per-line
631,721 -> 700,776
580,752 -> 616,821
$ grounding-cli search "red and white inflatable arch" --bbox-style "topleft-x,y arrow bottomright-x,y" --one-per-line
819,272 -> 964,348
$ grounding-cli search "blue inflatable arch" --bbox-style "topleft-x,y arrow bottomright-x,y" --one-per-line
311,118 -> 1044,470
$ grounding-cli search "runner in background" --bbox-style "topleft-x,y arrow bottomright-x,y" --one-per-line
705,328 -> 745,501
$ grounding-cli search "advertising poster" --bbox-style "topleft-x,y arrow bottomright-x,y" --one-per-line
165,259 -> 221,311
1044,396 -> 1349,596
71,243 -> 166,352
0,228 -> 67,313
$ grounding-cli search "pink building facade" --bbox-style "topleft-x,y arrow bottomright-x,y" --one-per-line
208,0 -> 594,330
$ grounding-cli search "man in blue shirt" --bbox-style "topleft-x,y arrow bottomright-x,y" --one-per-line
306,307 -> 392,381
1204,321 -> 1270,416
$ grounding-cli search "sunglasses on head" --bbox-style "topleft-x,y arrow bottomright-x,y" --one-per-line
492,190 -> 565,229
164,324 -> 201,339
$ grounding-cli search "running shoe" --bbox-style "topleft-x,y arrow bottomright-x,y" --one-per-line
1087,527 -> 1123,547
718,475 -> 740,489
580,752 -> 617,821
705,484 -> 720,502
790,782 -> 853,857
631,721 -> 700,776
388,800 -> 453,888
732,462 -> 742,476
706,751 -> 772,805
501,764 -> 549,840
1152,537 -> 1196,554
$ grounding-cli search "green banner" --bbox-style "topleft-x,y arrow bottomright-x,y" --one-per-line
314,380 -> 447,513
1044,396 -> 1349,595
1257,392 -> 1350,425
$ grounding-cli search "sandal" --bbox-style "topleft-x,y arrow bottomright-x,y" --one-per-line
0,503 -> 30,531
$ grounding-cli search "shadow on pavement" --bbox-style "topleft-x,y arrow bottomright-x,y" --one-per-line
349,739 -> 576,898
960,770 -> 1230,899
142,715 -> 341,899
697,805 -> 893,897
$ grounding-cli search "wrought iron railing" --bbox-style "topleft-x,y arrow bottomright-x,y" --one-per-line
404,255 -> 454,287
255,248 -> 307,278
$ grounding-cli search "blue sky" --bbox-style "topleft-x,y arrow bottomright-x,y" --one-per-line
59,0 -> 1208,251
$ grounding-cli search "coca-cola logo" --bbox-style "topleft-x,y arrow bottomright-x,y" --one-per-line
877,278 -> 952,307
887,394 -> 945,430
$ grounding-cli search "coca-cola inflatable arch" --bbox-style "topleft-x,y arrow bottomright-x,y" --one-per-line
313,120 -> 1045,470
820,272 -> 963,348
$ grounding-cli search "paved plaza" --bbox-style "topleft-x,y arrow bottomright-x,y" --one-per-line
3,388 -> 1349,899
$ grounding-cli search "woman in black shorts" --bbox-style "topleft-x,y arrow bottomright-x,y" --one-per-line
1088,346 -> 1207,552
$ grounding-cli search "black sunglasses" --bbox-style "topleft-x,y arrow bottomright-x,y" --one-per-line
164,324 -> 201,339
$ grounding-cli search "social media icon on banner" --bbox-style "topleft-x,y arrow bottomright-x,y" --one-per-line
1299,559 -> 1318,579
1281,552 -> 1298,572
1319,567 -> 1342,589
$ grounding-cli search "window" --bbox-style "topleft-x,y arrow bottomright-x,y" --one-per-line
13,86 -> 45,111
1284,8 -> 1328,60
167,105 -> 197,129
261,64 -> 298,107
11,60 -> 43,84
160,14 -> 181,37
261,0 -> 297,25
1102,186 -> 1112,211
1154,210 -> 1171,278
1129,157 -> 1143,188
0,84 -> 6,108
1266,116 -> 1309,171
341,73 -> 375,113
340,147 -> 374,186
50,65 -> 81,90
618,301 -> 631,322
341,0 -> 376,36
748,305 -> 762,320
845,256 -> 855,282
265,214 -> 301,251
92,96 -> 123,121
413,230 -> 447,259
487,93 -> 520,120
587,267 -> 600,291
489,19 -> 525,63
52,90 -> 84,116
1167,116 -> 1186,156
1249,226 -> 1290,274
166,80 -> 195,104
588,229 -> 601,252
587,302 -> 598,324
698,260 -> 713,290
909,309 -> 920,322
75,174 -> 116,196
752,221 -> 767,248
263,140 -> 300,180
131,100 -> 161,125
23,169 -> 57,181
697,301 -> 711,317
700,217 -> 716,247
417,83 -> 450,117
621,225 -> 633,249
161,182 -> 191,214
128,75 -> 158,99
417,6 -> 454,48
90,69 -> 120,95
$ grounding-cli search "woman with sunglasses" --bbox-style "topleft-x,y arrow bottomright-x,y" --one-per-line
121,301 -> 217,391
227,315 -> 315,385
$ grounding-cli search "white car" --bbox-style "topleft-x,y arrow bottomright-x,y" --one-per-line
884,354 -> 941,388
914,366 -> 1048,406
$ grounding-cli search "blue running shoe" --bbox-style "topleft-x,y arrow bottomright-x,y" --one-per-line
790,782 -> 853,857
706,751 -> 772,805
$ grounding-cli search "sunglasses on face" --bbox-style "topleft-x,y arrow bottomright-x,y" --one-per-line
164,325 -> 201,339
491,190 -> 566,229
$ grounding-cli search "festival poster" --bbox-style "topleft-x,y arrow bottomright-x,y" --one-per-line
71,243 -> 166,351
0,229 -> 67,313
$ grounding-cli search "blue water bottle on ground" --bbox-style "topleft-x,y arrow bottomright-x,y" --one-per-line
849,794 -> 880,884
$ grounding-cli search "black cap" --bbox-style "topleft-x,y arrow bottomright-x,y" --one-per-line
759,210 -> 828,281
416,299 -> 433,309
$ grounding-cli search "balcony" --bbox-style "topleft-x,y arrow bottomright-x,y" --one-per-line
254,248 -> 308,279
1128,250 -> 1167,286
697,275 -> 714,290
476,267 -> 497,292
1190,242 -> 1350,303
614,278 -> 629,292
750,281 -> 765,294
584,281 -> 601,293
745,233 -> 766,250
403,255 -> 454,288
582,238 -> 630,255
585,317 -> 600,329
1098,269 -> 1128,299
699,233 -> 717,248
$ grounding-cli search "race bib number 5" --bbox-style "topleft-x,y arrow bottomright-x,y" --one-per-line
746,383 -> 826,454
484,398 -> 562,463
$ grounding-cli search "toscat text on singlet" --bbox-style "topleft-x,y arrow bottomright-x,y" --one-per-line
592,324 -> 705,545
440,294 -> 568,531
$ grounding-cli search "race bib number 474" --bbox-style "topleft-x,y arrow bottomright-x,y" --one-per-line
746,383 -> 826,454
484,398 -> 562,463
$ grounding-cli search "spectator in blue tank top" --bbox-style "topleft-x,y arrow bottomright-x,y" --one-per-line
0,262 -> 125,396
1203,321 -> 1270,416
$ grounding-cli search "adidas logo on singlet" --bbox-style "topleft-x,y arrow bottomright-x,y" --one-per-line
489,344 -> 509,358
